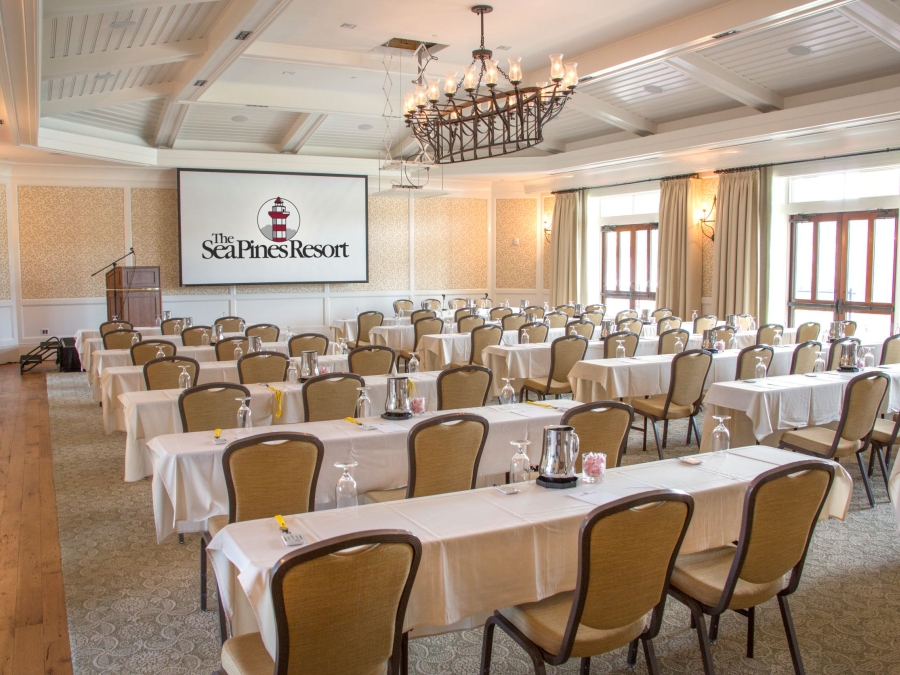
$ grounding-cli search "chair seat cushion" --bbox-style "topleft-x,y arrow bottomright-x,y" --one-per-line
448,361 -> 469,369
781,426 -> 861,458
523,378 -> 572,395
364,487 -> 406,504
347,340 -> 370,350
397,349 -> 414,361
671,545 -> 784,611
221,632 -> 273,675
499,591 -> 647,658
870,418 -> 896,445
631,395 -> 693,420
207,515 -> 228,539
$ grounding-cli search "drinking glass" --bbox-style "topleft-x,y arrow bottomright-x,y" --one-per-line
773,330 -> 783,347
163,311 -> 172,321
728,335 -> 738,350
112,314 -> 118,322
711,415 -> 731,452
154,314 -> 162,327
287,361 -> 299,383
521,330 -> 530,345
236,397 -> 252,429
232,344 -> 243,361
674,337 -> 684,353
339,337 -> 348,355
544,302 -> 550,313
155,346 -> 166,359
238,319 -> 245,331
185,317 -> 193,329
355,387 -> 371,418
178,366 -> 191,390
813,351 -> 826,373
748,316 -> 756,332
616,339 -> 626,359
283,325 -> 293,342
215,324 -> 224,341
498,377 -> 517,405
408,352 -> 420,373
201,331 -> 211,346
131,333 -> 140,346
754,357 -> 767,379
335,461 -> 359,509
864,347 -> 876,368
691,309 -> 698,323
354,307 -> 360,317
509,440 -> 531,483
174,321 -> 183,335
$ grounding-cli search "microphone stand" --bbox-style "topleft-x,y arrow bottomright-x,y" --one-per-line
92,248 -> 135,320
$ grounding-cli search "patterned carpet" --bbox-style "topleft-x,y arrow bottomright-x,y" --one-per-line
48,371 -> 900,674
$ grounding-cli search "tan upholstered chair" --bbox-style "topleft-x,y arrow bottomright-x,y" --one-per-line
735,345 -> 774,380
556,304 -> 576,317
585,303 -> 605,315
502,313 -> 527,333
881,334 -> 900,365
219,530 -> 422,675
583,311 -> 604,325
449,324 -> 502,368
454,307 -> 474,322
780,371 -> 888,507
795,322 -> 820,344
103,329 -> 141,350
398,317 -> 443,370
491,307 -> 513,321
658,316 -> 682,333
617,318 -> 643,334
519,322 -> 549,344
603,330 -> 639,358
349,311 -> 383,348
393,299 -> 414,314
523,305 -> 545,318
458,315 -> 485,333
633,349 -> 712,460
545,311 -> 568,328
349,345 -> 395,376
668,461 -> 834,675
178,383 -> 250,432
756,323 -> 784,346
827,337 -> 861,370
366,413 -> 488,502
652,308 -> 673,322
694,315 -> 717,333
616,309 -> 638,323
130,340 -> 176,365
482,490 -> 694,675
215,337 -> 249,361
790,341 -> 822,375
99,320 -> 132,336
520,335 -> 588,401
301,373 -> 365,422
736,314 -> 754,332
868,413 -> 900,495
288,333 -> 329,357
714,325 -> 735,344
421,298 -> 442,310
561,401 -> 634,470
566,320 -> 594,339
245,323 -> 279,343
658,329 -> 689,355
411,309 -> 437,325
215,316 -> 244,332
238,351 -> 289,384
448,298 -> 467,310
476,297 -> 493,309
181,326 -> 213,346
143,356 -> 199,390
436,365 -> 492,410
160,318 -> 185,335
843,320 -> 857,337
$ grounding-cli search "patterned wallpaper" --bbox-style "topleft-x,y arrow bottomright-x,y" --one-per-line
542,195 -> 555,290
495,198 -> 537,289
413,197 -> 487,290
331,196 -> 409,293
19,186 -> 125,299
0,186 -> 9,301
699,177 -> 718,297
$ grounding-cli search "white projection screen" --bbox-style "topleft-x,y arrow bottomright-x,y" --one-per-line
177,169 -> 368,285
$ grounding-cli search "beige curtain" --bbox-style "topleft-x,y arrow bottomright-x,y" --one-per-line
712,169 -> 760,318
549,190 -> 588,306
656,177 -> 703,319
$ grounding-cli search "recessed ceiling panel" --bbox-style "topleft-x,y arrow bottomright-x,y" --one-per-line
178,104 -> 299,144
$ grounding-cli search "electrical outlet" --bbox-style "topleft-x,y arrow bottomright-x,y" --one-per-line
41,329 -> 49,335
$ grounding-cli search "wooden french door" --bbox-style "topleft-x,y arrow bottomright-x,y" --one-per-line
601,223 -> 659,315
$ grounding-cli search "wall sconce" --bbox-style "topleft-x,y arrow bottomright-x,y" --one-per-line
699,197 -> 716,241
543,217 -> 552,243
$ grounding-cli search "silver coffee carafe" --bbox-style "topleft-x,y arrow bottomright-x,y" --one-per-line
536,425 -> 580,489
640,308 -> 650,322
600,319 -> 613,338
701,328 -> 718,351
828,321 -> 845,342
725,314 -> 738,328
248,335 -> 262,353
214,324 -> 224,341
575,303 -> 585,315
839,341 -> 860,371
526,312 -> 537,323
299,350 -> 319,378
383,376 -> 413,419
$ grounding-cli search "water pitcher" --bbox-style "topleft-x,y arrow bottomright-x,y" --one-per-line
536,425 -> 580,489
383,376 -> 412,419
299,350 -> 319,378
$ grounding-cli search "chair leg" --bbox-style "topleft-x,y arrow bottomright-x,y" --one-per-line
642,638 -> 660,675
876,446 -> 892,498
691,416 -> 702,447
747,606 -> 755,658
642,416 -> 648,453
663,419 -> 669,448
178,533 -> 185,545
778,595 -> 805,675
480,616 -> 497,675
216,583 -> 228,645
686,416 -> 693,444
483,614 -> 547,675
687,599 -> 716,675
709,614 -> 720,643
650,420 -> 664,461
200,533 -> 209,611
867,445 -> 877,477
402,632 -> 409,675
580,656 -> 590,675
626,639 -> 639,667
855,452 -> 876,508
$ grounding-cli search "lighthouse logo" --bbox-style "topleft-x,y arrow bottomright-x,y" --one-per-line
257,197 -> 300,242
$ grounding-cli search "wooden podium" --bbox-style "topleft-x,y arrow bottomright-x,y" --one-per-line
105,266 -> 161,326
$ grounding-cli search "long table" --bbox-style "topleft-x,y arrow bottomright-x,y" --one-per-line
419,327 -> 572,371
207,446 -> 851,657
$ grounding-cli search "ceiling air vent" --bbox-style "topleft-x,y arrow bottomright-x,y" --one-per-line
375,38 -> 447,55
235,31 -> 252,40
712,30 -> 738,39
194,80 -> 207,86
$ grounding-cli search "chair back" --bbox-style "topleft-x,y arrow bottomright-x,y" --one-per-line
421,298 -> 441,310
160,318 -> 184,335
694,315 -> 717,333
349,346 -> 395,376
215,316 -> 244,332
100,320 -> 132,336
657,316 -> 682,333
657,328 -> 689,355
501,313 -> 527,332
131,340 -> 176,365
549,335 -> 588,384
585,303 -> 605,315
475,297 -> 493,309
238,351 -> 289,384
103,329 -> 141,350
181,326 -> 213,346
736,345 -> 774,380
356,311 -> 384,345
178,383 -> 250,432
393,299 -> 414,314
756,323 -> 784,346
796,322 -> 820,343
523,305 -> 545,318
651,308 -> 673,322
617,318 -> 643,334
881,334 -> 900,365
562,401 -> 633,470
519,322 -> 549,344
215,337 -> 249,361
223,432 -> 323,522
454,307 -> 473,322
302,373 -> 365,422
544,311 -> 568,328
411,309 -> 436,325
447,298 -> 467,310
603,330 -> 639,358
246,323 -> 280,343
566,320 -> 594,339
289,333 -> 329,357
458,316 -> 485,334
615,309 -> 638,323
407,413 -> 488,498
436,366 -> 492,410
143,356 -> 199,390
666,349 -> 712,411
842,320 -> 857,337
469,325 -> 502,366
714,325 -> 735,343
582,311 -> 604,325
556,304 -> 576,317
413,317 -> 443,350
834,371 -> 889,445
270,531 -> 421,675
827,337 -> 861,370
491,307 -> 513,321
790,341 -> 822,375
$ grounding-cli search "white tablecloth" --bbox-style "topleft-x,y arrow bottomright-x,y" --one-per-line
80,332 -> 178,375
75,327 -> 162,369
147,400 -> 580,542
208,446 -> 851,657
419,327 -> 569,371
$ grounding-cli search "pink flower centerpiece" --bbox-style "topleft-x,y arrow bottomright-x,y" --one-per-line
581,452 -> 606,483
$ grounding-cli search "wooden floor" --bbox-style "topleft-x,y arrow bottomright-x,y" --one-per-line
0,363 -> 72,675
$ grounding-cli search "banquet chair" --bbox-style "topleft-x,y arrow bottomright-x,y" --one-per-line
160,318 -> 185,335
348,311 -> 383,349
556,304 -> 576,317
205,431 -> 324,624
694,315 -> 717,333
658,316 -> 682,333
827,337 -> 861,370
450,324 -> 503,368
545,311 -> 568,328
502,313 -> 527,333
616,309 -> 638,323
366,413 -> 489,502
349,345 -> 395,376
561,401 -> 634,469
880,334 -> 900,365
652,308 -> 673,322
585,303 -> 605,315
632,349 -> 712,460
658,329 -> 690,355
523,305 -> 545,318
843,320 -> 858,337
867,413 -> 900,495
668,461 -> 834,675
448,298 -> 467,310
790,341 -> 822,375
583,311 -> 605,325
491,307 -> 514,321
143,357 -> 199,390
130,340 -> 176,365
476,297 -> 493,309
99,320 -> 132,336
603,330 -> 639,358
458,315 -> 485,334
756,323 -> 784,346
795,322 -> 821,344
411,309 -> 437,324
181,326 -> 213,346
238,351 -> 289,384
288,333 -> 329,357
301,373 -> 365,422
393,299 -> 414,314
482,490 -> 694,675
103,329 -> 141,350
421,298 -> 442,310
214,316 -> 244,332
714,325 -> 735,344
566,320 -> 595,339
735,345 -> 774,380
398,317 -> 443,371
245,323 -> 279,343
519,322 -> 549,344
780,371 -> 888,507
617,318 -> 643,334
454,307 -> 473,322
178,383 -> 250,432
520,335 -> 588,402
215,337 -> 249,361
219,530 -> 422,675
437,365 -> 492,409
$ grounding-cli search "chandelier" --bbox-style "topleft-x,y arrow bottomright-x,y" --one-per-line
403,5 -> 577,164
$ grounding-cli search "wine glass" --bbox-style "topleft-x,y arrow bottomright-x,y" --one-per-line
339,337 -> 348,355
185,317 -> 193,329
355,387 -> 371,418
236,397 -> 252,429
238,318 -> 245,332
233,344 -> 244,361
178,366 -> 191,390
154,314 -> 162,327
287,361 -> 299,383
864,347 -> 876,368
748,316 -> 757,332
155,345 -> 166,359
728,334 -> 738,350
335,461 -> 359,508
500,378 -> 517,405
200,331 -> 211,346
112,314 -> 118,322
691,309 -> 698,323
755,357 -> 767,379
174,321 -> 182,335
408,352 -> 420,373
164,310 -> 172,321
773,330 -> 783,347
674,336 -> 684,353
131,333 -> 140,347
215,324 -> 224,341
711,415 -> 731,453
616,339 -> 626,359
521,330 -> 530,345
509,439 -> 531,483
813,350 -> 826,374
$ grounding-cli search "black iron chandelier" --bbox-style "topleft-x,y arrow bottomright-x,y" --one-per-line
403,5 -> 577,164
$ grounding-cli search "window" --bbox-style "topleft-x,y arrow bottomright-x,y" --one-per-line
598,190 -> 661,217
601,224 -> 659,315
789,167 -> 900,203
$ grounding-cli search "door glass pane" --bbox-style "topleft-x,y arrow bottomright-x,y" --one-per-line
817,221 -> 837,301
845,312 -> 892,341
872,218 -> 896,304
586,223 -> 601,303
635,229 -> 648,292
604,232 -> 616,291
618,231 -> 631,291
649,229 -> 658,293
845,219 -> 869,303
793,221 -> 813,300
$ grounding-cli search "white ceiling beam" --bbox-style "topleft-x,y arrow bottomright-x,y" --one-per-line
0,0 -> 40,146
41,82 -> 174,117
194,81 -> 393,118
567,94 -> 657,136
667,52 -> 783,112
280,112 -> 325,153
44,0 -> 218,18
837,0 -> 900,51
43,38 -> 207,80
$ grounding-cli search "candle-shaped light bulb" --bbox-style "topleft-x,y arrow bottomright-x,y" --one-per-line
403,90 -> 416,113
549,54 -> 564,81
563,62 -> 578,89
464,64 -> 478,91
426,77 -> 440,102
444,72 -> 458,95
485,59 -> 499,86
414,84 -> 427,108
507,57 -> 522,83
